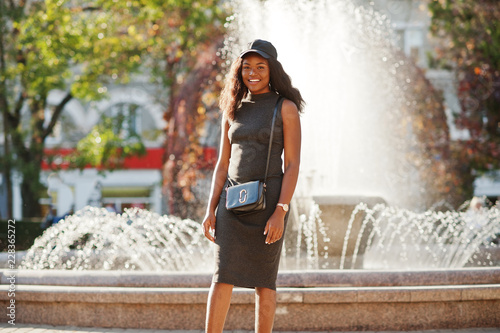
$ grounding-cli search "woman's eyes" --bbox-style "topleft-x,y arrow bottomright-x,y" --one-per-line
243,66 -> 266,71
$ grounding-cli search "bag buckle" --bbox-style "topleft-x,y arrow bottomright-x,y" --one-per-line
238,189 -> 248,203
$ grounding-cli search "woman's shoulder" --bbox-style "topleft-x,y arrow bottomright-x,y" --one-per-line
280,98 -> 300,118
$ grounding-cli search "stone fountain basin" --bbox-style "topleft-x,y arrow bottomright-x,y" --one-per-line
1,267 -> 499,287
1,268 -> 499,331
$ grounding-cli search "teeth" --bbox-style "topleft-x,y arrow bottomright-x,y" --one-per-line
249,79 -> 260,82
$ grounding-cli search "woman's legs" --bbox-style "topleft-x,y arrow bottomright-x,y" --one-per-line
255,287 -> 277,333
205,282 -> 234,333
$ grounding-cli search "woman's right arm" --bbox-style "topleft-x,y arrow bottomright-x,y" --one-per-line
202,116 -> 231,242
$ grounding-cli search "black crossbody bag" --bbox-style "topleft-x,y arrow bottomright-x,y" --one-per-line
225,96 -> 284,215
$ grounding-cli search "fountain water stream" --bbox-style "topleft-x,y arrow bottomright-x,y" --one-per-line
224,0 -> 422,207
18,203 -> 500,270
20,207 -> 211,271
342,203 -> 500,269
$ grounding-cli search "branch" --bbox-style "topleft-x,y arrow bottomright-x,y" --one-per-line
0,31 -> 8,118
82,5 -> 101,11
70,5 -> 102,13
9,121 -> 29,162
42,92 -> 73,141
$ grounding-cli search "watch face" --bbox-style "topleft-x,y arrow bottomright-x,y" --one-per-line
279,203 -> 289,212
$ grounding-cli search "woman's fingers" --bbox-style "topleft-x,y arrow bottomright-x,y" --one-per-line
202,217 -> 215,242
265,227 -> 272,244
204,227 -> 215,242
265,224 -> 283,244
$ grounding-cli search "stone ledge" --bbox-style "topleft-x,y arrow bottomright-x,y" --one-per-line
2,284 -> 499,305
2,268 -> 499,288
0,269 -> 212,288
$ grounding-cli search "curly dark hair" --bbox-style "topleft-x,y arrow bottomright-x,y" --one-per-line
219,55 -> 305,121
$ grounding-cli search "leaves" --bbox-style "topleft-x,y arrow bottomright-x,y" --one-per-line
66,116 -> 146,171
429,0 -> 500,174
1,0 -> 229,217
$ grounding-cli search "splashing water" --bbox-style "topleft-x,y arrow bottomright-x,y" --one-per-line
20,205 -> 330,271
19,204 -> 500,271
282,197 -> 331,270
20,207 -> 212,271
340,203 -> 500,269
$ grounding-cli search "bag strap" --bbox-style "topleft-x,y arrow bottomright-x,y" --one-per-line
263,96 -> 284,184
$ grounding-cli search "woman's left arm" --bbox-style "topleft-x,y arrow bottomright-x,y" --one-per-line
264,99 -> 301,244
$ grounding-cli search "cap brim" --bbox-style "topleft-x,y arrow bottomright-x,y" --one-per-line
239,49 -> 271,59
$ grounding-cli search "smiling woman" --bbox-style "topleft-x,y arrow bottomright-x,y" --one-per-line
202,39 -> 305,333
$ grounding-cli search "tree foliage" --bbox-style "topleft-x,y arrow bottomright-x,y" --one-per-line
44,116 -> 146,172
429,0 -> 500,175
1,0 -> 228,218
0,0 -> 147,217
395,50 -> 471,207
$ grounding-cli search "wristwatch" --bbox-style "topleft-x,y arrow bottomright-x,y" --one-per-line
277,203 -> 289,212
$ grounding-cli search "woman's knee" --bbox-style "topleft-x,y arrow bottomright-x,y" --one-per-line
255,287 -> 276,300
210,282 -> 234,297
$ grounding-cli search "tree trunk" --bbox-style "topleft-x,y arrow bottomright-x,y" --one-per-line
1,102 -> 13,219
9,93 -> 73,218
0,0 -> 13,218
20,169 -> 42,218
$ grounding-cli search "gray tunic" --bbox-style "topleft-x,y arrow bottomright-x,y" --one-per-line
213,91 -> 288,290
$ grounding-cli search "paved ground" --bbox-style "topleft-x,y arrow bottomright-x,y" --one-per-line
0,324 -> 499,333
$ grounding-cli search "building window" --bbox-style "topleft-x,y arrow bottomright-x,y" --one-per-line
107,103 -> 143,137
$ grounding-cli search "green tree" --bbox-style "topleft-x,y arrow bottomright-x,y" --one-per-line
429,0 -> 500,183
45,116 -> 146,172
0,0 -> 145,218
1,0 -> 229,219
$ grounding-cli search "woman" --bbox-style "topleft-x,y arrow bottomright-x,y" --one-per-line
202,39 -> 304,333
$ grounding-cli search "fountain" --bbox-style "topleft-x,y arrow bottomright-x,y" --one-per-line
224,0 -> 423,207
1,0 -> 500,330
221,0 -> 460,269
19,206 -> 211,272
1,197 -> 495,272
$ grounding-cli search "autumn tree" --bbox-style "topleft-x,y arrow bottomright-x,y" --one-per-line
131,1 -> 228,219
429,0 -> 500,187
395,50 -> 470,207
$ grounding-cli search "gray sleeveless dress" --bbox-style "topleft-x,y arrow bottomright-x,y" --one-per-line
213,92 -> 288,290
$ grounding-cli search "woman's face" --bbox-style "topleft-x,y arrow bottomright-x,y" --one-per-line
241,53 -> 271,95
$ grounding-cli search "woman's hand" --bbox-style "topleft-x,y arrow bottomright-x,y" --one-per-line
264,210 -> 286,244
202,212 -> 216,242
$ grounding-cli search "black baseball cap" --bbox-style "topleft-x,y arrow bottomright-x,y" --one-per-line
239,39 -> 278,60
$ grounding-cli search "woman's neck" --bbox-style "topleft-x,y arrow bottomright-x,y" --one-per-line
247,91 -> 276,101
